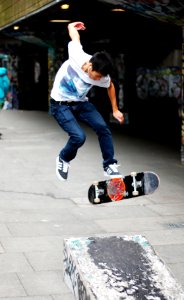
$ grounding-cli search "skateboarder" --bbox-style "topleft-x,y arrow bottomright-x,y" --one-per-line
50,21 -> 124,181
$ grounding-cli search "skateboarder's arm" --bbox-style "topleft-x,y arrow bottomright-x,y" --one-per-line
68,21 -> 86,42
107,81 -> 124,124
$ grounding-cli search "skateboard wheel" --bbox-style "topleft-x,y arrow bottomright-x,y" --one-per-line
131,171 -> 137,176
133,191 -> 139,196
94,198 -> 100,204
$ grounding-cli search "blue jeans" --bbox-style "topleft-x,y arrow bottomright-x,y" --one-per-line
50,99 -> 117,168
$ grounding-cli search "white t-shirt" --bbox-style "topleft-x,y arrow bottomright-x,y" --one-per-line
50,41 -> 110,102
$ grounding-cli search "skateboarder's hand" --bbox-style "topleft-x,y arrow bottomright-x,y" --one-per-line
113,110 -> 124,124
68,22 -> 86,31
68,22 -> 86,42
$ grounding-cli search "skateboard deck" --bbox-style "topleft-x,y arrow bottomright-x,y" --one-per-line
88,171 -> 159,205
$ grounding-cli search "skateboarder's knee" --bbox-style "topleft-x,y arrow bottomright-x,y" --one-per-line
73,132 -> 86,147
96,123 -> 111,136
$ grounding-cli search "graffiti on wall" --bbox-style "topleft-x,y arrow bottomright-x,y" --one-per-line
0,53 -> 19,109
63,242 -> 91,300
136,67 -> 181,100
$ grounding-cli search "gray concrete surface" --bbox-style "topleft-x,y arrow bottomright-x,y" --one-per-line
0,109 -> 184,299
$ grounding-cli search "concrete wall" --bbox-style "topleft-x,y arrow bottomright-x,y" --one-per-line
0,0 -> 55,29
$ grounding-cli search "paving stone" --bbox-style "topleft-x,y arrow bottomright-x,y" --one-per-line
168,262 -> 184,288
0,236 -> 63,252
25,251 -> 63,271
52,294 -> 74,300
0,273 -> 26,297
18,271 -> 69,296
0,297 -> 52,300
0,253 -> 33,273
95,216 -> 184,232
154,244 -> 184,264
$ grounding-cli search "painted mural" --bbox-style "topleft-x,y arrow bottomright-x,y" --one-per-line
0,53 -> 19,109
136,67 -> 181,100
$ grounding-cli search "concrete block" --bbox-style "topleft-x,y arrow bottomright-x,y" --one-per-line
63,235 -> 184,300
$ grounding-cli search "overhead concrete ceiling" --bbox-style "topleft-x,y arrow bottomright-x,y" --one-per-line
1,0 -> 182,57
99,0 -> 184,26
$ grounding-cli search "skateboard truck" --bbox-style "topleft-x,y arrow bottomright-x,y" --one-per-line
93,181 -> 104,203
131,172 -> 142,196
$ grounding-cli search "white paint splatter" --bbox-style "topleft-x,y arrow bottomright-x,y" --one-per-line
64,235 -> 184,300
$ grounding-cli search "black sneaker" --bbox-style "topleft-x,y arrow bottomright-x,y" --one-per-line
104,163 -> 122,178
56,156 -> 70,181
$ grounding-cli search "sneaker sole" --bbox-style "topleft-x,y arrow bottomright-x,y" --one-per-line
56,172 -> 67,181
104,172 -> 123,179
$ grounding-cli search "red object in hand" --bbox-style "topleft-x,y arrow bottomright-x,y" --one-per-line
74,22 -> 86,30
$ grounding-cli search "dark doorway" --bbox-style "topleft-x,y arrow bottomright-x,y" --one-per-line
18,43 -> 48,111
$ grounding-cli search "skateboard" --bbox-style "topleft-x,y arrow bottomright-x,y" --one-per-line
88,171 -> 159,205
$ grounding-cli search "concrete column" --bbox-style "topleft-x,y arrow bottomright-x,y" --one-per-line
180,26 -> 184,164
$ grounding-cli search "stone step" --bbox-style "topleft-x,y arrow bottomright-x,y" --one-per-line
63,235 -> 184,300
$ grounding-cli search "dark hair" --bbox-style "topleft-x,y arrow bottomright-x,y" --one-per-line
89,51 -> 114,76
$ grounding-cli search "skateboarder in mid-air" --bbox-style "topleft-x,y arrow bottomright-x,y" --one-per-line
50,21 -> 124,181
